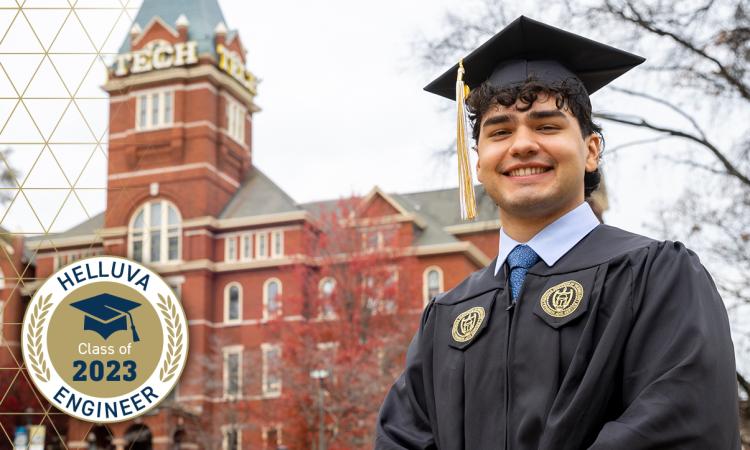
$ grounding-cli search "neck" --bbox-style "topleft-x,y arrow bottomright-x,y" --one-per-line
500,201 -> 584,242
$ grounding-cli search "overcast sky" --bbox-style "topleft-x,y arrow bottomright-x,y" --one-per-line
0,0 -> 697,237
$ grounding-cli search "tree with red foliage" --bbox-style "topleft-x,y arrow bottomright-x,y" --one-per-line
267,197 -> 425,449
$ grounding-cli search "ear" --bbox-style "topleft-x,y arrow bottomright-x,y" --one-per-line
584,133 -> 601,172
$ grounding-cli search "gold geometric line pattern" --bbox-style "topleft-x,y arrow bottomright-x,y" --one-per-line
0,0 -> 140,448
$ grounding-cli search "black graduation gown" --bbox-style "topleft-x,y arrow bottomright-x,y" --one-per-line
376,225 -> 740,449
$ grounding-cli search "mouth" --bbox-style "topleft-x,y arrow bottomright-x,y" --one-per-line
503,166 -> 553,177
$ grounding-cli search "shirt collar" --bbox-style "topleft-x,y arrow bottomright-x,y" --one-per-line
494,202 -> 600,275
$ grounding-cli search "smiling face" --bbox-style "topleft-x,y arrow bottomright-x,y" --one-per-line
476,93 -> 600,224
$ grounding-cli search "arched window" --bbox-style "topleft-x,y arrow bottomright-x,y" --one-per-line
318,277 -> 336,320
263,278 -> 282,320
129,200 -> 181,263
224,283 -> 242,323
423,266 -> 444,305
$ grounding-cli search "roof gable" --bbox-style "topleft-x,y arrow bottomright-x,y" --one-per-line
358,186 -> 409,218
131,17 -> 180,49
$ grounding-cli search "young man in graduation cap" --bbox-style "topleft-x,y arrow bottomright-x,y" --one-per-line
375,16 -> 740,450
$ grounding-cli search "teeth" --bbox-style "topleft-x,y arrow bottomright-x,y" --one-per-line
508,167 -> 548,177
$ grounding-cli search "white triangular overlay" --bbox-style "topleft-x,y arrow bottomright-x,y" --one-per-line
49,102 -> 96,143
74,58 -> 108,99
73,188 -> 106,217
1,191 -> 46,233
23,146 -> 70,188
47,54 -> 96,96
0,12 -> 44,53
75,145 -> 106,188
23,99 -> 70,141
1,144 -> 44,187
49,144 -> 96,185
73,8 -> 122,52
22,8 -> 70,52
0,54 -> 44,95
24,56 -> 69,98
0,102 -> 44,143
48,12 -> 96,54
20,188 -> 70,232
74,99 -> 108,140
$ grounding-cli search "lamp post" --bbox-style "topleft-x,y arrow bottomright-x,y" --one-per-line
309,369 -> 330,450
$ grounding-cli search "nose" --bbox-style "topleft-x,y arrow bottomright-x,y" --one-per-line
508,126 -> 539,158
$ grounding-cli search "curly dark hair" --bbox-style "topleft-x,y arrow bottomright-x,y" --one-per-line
466,77 -> 603,197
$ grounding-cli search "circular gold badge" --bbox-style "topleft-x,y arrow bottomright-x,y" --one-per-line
451,307 -> 485,343
540,280 -> 584,318
21,256 -> 188,423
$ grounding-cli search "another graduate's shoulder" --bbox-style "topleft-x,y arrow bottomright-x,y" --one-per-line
432,262 -> 500,307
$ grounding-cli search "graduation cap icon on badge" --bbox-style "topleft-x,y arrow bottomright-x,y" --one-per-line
70,293 -> 141,342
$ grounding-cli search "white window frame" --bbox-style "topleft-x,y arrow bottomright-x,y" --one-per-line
222,345 -> 243,399
365,267 -> 398,315
164,275 -> 185,302
128,199 -> 182,264
221,424 -> 242,450
255,232 -> 269,259
270,230 -> 284,258
240,233 -> 253,261
261,343 -> 282,398
422,266 -> 444,306
262,424 -> 283,449
263,278 -> 282,320
225,236 -> 238,262
225,96 -> 246,144
271,230 -> 284,258
224,282 -> 243,324
318,277 -> 337,320
135,88 -> 174,131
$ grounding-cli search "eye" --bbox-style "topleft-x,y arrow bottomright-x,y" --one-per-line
490,129 -> 511,137
537,124 -> 559,132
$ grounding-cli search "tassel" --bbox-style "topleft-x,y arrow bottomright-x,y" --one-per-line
456,59 -> 477,221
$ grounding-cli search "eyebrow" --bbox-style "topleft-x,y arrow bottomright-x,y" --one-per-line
482,109 -> 568,128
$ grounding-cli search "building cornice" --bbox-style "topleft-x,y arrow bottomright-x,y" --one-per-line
444,219 -> 502,235
414,241 -> 491,267
29,235 -> 103,251
182,211 -> 309,230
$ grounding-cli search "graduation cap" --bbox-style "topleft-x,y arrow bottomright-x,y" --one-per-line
70,293 -> 141,342
424,16 -> 645,220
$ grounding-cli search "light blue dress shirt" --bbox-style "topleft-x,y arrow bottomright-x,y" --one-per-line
494,202 -> 601,276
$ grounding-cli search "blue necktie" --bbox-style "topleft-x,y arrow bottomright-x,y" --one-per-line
507,245 -> 540,301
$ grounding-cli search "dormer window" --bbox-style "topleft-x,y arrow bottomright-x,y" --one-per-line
136,88 -> 174,130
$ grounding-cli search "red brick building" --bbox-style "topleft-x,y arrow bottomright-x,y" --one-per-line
0,0 -> 503,448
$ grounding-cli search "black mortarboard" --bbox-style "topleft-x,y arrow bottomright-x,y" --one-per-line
424,16 -> 645,221
70,293 -> 142,342
424,15 -> 645,99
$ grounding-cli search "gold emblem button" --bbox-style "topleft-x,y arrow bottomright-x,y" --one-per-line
540,280 -> 584,318
451,307 -> 486,343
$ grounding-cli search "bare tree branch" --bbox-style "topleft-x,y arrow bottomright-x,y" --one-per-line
603,0 -> 750,100
595,112 -> 750,186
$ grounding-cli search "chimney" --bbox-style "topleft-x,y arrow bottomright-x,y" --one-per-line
176,14 -> 189,40
130,22 -> 142,45
214,21 -> 227,46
